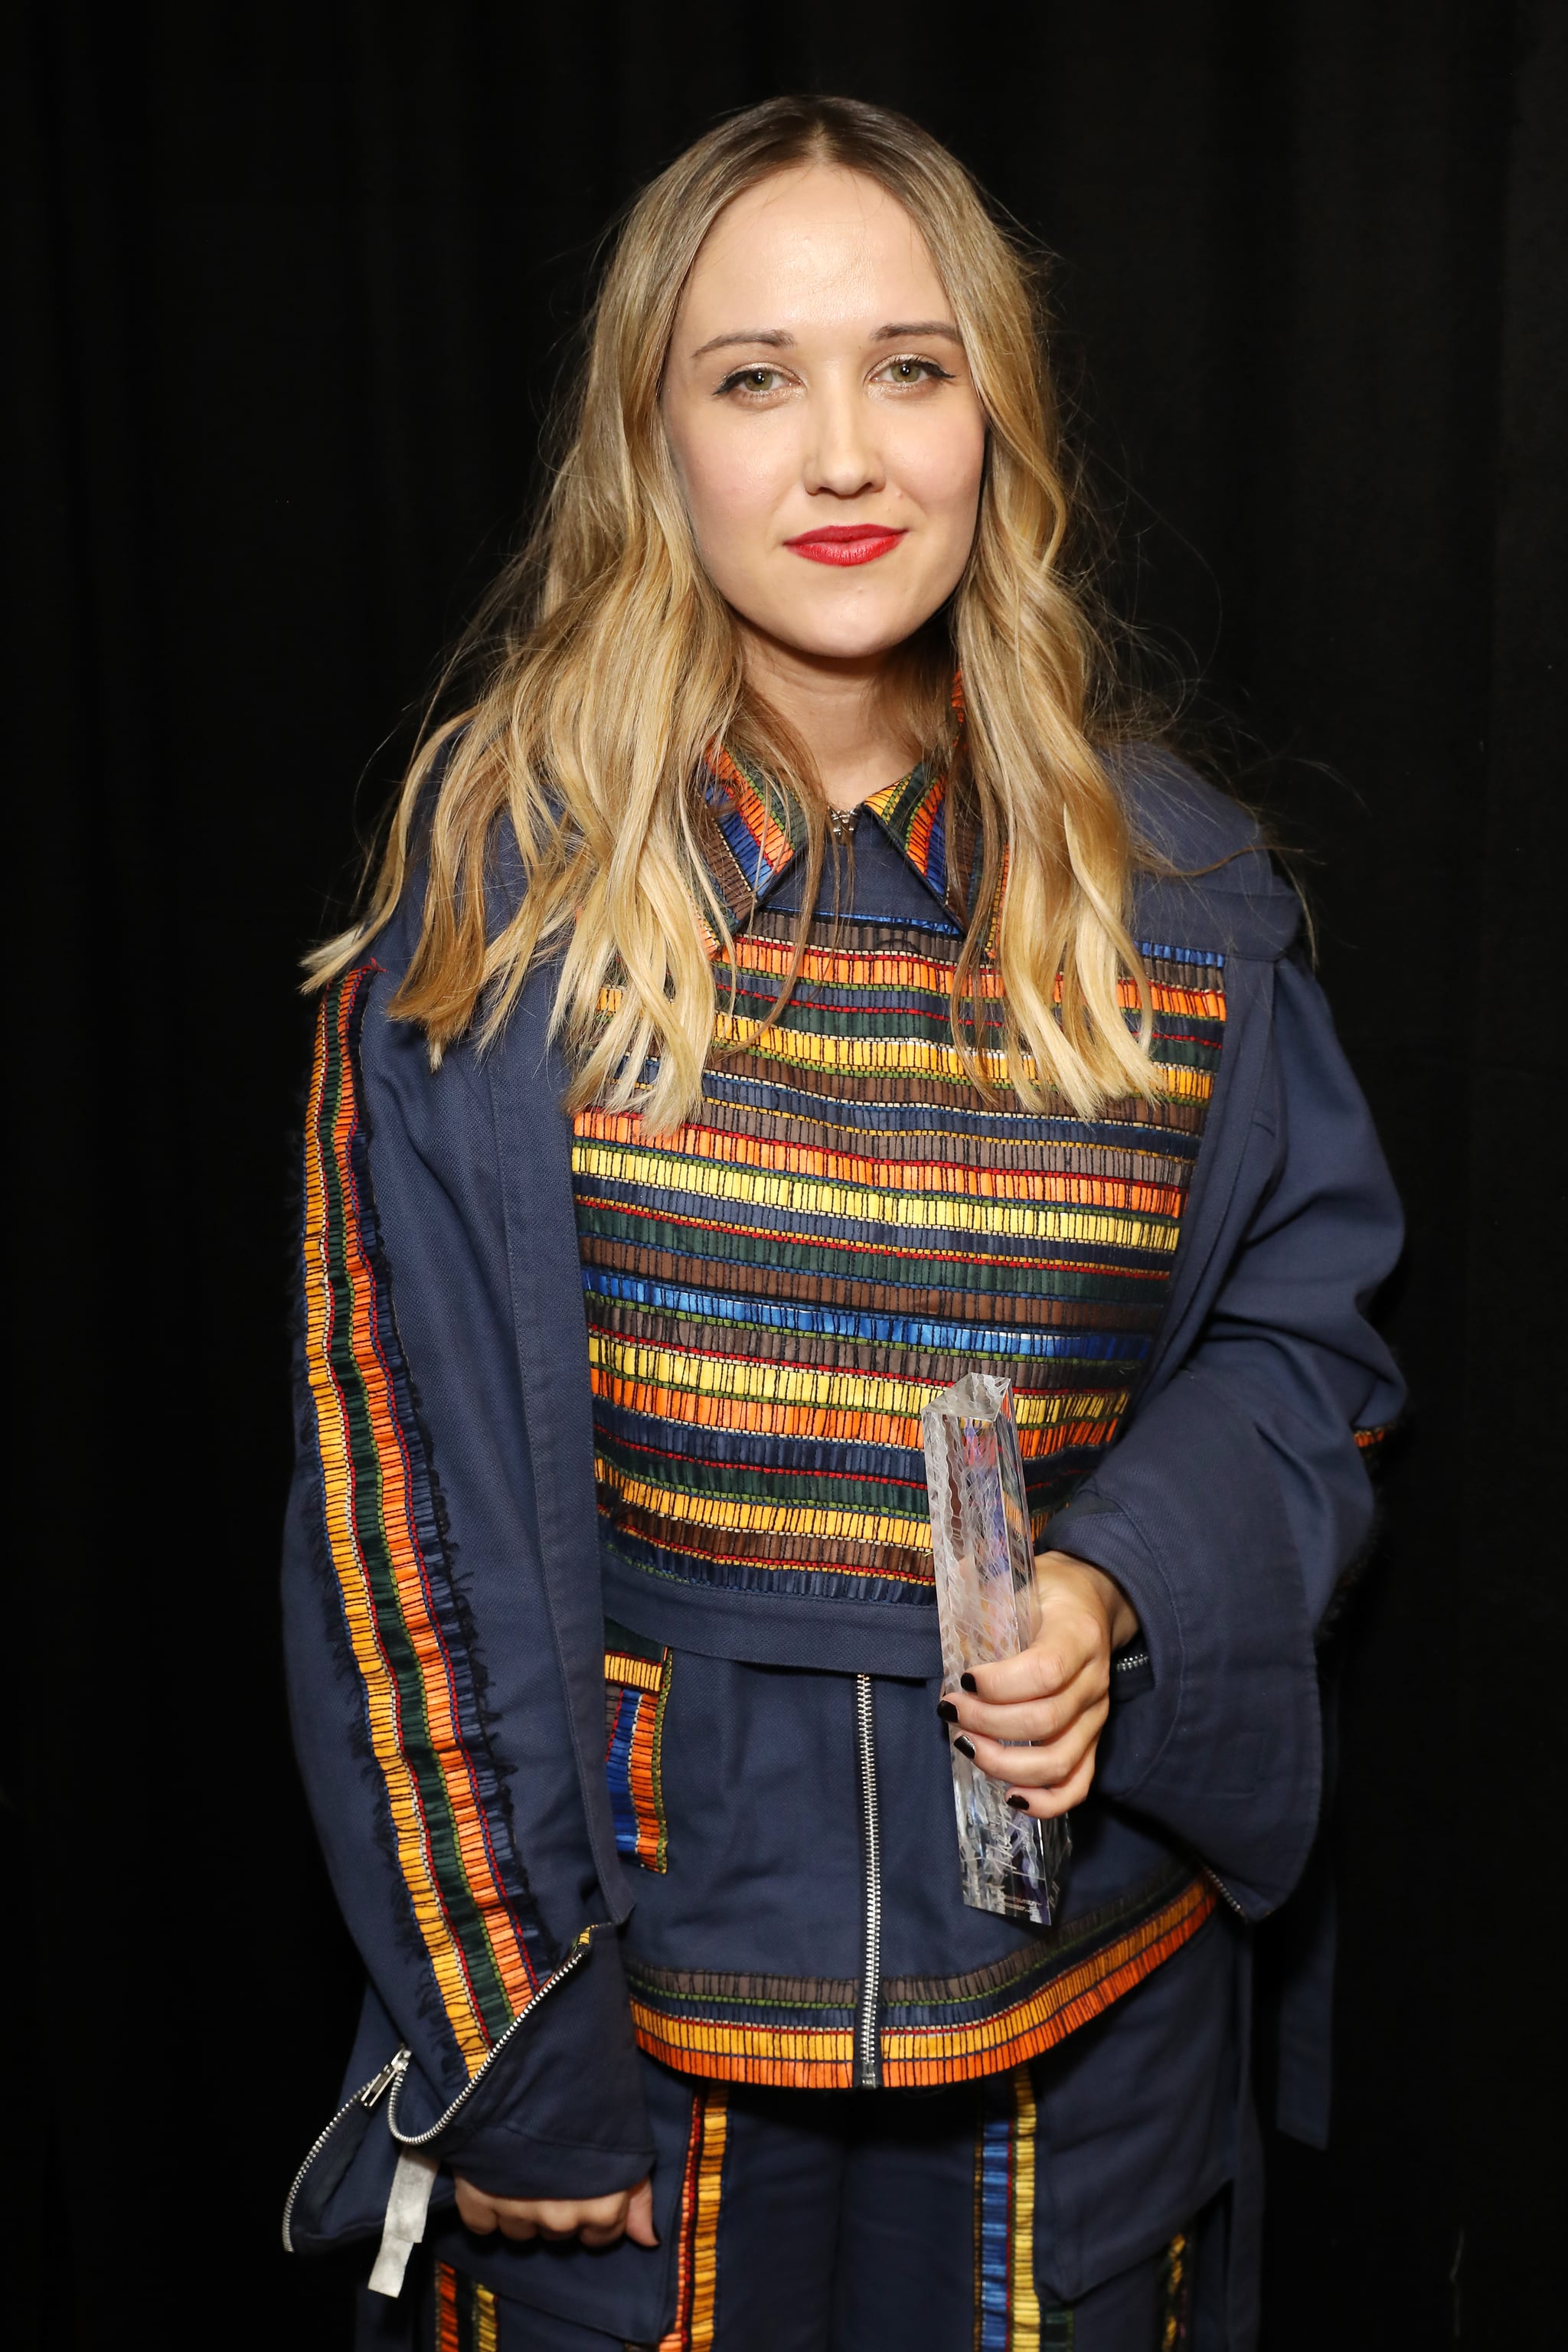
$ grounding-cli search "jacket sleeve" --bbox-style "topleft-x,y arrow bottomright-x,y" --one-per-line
282,951 -> 653,2199
1047,949 -> 1405,1916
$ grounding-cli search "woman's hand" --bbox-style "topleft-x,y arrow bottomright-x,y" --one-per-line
937,1550 -> 1139,1819
452,2174 -> 657,2249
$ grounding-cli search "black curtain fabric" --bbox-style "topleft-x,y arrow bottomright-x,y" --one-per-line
8,5 -> 1564,2345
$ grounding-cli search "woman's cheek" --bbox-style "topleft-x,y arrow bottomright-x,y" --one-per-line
685,450 -> 789,586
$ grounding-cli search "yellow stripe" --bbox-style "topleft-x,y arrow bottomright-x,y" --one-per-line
571,1142 -> 1182,1249
713,1011 -> 1213,1100
598,1459 -> 930,1550
1010,2070 -> 1041,2352
472,2281 -> 499,2352
590,1330 -> 1129,1428
688,2093 -> 727,2352
604,1648 -> 665,1693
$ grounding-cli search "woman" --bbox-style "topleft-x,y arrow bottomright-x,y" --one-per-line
283,96 -> 1402,2352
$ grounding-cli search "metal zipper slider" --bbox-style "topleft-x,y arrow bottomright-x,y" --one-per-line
360,2050 -> 410,2111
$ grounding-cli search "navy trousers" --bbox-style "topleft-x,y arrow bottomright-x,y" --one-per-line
355,2072 -> 1229,2352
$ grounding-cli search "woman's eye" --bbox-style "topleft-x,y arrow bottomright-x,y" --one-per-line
720,365 -> 787,397
877,355 -> 952,387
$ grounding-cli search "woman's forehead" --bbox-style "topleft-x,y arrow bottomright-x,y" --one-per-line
678,165 -> 946,341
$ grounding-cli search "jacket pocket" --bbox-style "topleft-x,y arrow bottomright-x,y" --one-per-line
604,1619 -> 672,1871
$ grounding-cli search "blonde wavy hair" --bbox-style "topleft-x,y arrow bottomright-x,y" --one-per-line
310,93 -> 1158,1127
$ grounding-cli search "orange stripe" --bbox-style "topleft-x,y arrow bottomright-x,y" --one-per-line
434,2262 -> 459,2352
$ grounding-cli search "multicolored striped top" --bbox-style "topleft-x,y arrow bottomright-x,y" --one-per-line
570,755 -> 1226,1618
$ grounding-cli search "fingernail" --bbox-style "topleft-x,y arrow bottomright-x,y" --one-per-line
960,1672 -> 978,1694
936,1699 -> 959,1723
1006,1793 -> 1030,1812
953,1734 -> 976,1760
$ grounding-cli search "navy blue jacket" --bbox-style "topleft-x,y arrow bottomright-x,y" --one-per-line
280,753 -> 1403,2311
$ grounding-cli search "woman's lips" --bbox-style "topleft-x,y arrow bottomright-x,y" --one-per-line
783,525 -> 908,567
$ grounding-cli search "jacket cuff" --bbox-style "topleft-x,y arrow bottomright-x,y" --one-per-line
424,1929 -> 655,2199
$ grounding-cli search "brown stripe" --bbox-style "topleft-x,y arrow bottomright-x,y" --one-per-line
628,1962 -> 861,2007
659,1099 -> 1199,1183
580,1240 -> 1167,1328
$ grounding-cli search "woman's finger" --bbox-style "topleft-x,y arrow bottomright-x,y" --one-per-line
1004,1746 -> 1099,1820
452,2177 -> 499,2234
939,1655 -> 1105,1746
956,1699 -> 1107,1792
623,2178 -> 659,2249
964,1620 -> 1102,1706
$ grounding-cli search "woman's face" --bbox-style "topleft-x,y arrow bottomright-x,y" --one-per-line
662,165 -> 988,665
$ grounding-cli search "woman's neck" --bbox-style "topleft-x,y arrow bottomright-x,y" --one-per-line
740,632 -> 918,812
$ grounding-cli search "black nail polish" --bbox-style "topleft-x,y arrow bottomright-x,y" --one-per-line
953,1734 -> 976,1761
959,1672 -> 978,1694
1006,1793 -> 1031,1812
936,1699 -> 959,1723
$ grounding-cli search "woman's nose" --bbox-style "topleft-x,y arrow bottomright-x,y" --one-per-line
803,379 -> 884,499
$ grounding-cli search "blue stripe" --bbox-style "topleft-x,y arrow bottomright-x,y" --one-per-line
584,1270 -> 1151,1360
976,2095 -> 1014,2349
1138,939 -> 1226,967
604,1688 -> 642,1860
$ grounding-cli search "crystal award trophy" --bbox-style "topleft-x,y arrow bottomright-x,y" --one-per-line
921,1372 -> 1069,1926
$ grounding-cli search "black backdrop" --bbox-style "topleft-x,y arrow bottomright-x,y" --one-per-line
8,5 -> 1566,2346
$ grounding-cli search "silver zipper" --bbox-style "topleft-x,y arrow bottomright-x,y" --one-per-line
1112,1647 -> 1151,1674
280,2048 -> 410,2252
386,1931 -> 596,2146
854,1674 -> 883,2089
279,1926 -> 601,2251
1204,1869 -> 1247,1917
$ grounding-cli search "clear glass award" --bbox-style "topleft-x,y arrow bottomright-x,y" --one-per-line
921,1372 -> 1069,1926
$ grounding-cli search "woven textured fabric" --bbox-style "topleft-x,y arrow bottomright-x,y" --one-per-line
571,762 -> 1227,1616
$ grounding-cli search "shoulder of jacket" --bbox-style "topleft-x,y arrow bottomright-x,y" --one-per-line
1110,742 -> 1301,961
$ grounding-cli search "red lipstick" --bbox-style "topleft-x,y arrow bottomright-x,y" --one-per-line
784,524 -> 907,567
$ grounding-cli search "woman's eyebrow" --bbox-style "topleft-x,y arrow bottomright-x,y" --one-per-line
691,328 -> 795,358
690,320 -> 964,359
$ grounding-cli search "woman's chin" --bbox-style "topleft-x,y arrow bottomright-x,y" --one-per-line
738,603 -> 940,667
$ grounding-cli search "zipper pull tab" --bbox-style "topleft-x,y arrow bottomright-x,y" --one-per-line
360,2048 -> 410,2112
368,2146 -> 439,2298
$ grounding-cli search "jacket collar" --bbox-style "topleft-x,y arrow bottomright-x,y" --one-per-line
694,743 -> 972,952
